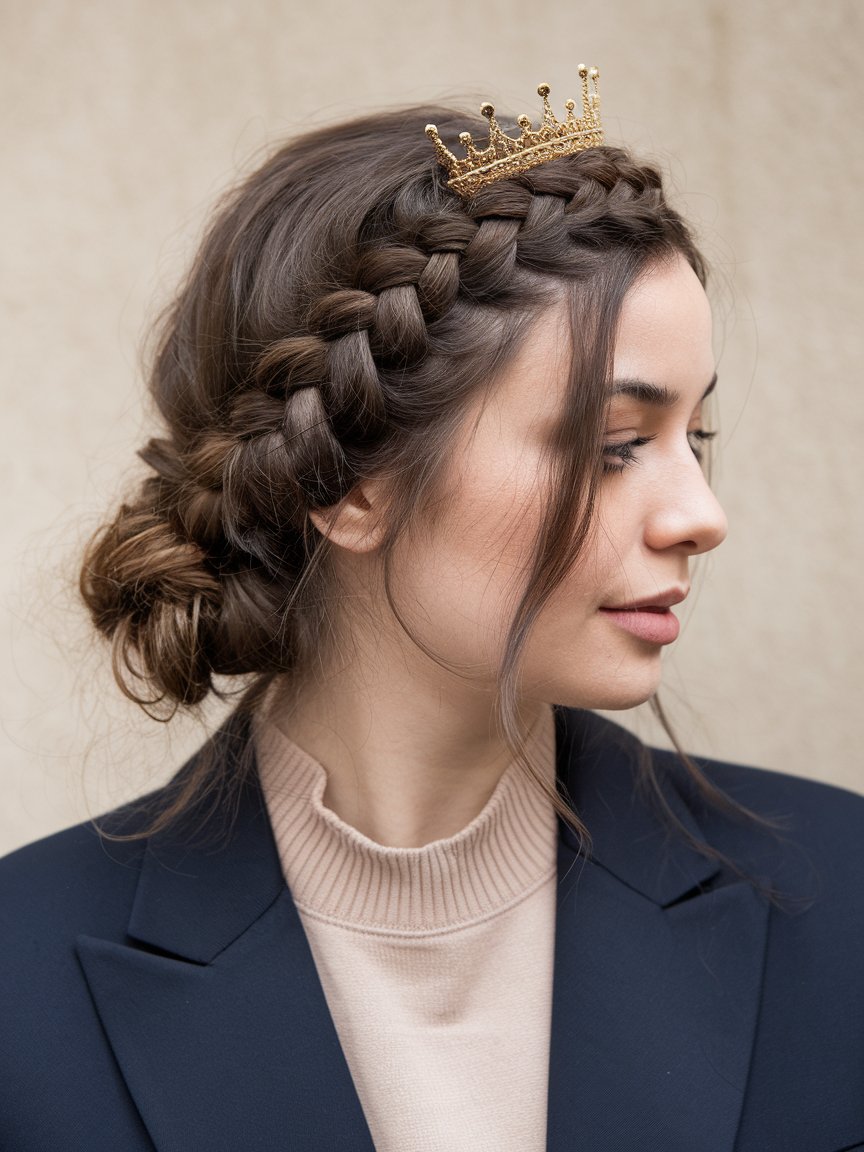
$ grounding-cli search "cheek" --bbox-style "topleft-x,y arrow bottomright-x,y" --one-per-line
395,449 -> 548,665
526,515 -> 621,635
589,491 -> 642,573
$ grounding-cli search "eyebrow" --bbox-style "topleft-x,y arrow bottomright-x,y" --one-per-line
609,372 -> 718,407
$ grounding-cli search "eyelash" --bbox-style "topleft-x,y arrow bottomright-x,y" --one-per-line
602,435 -> 656,473
601,430 -> 717,474
688,428 -> 718,463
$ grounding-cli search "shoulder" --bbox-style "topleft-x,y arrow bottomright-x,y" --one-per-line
0,813 -> 147,958
582,707 -> 864,845
0,749 -> 206,962
561,707 -> 864,902
0,711 -> 256,935
684,746 -> 864,826
0,712 -> 261,964
658,743 -> 864,894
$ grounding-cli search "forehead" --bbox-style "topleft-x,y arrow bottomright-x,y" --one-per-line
463,253 -> 713,444
612,253 -> 713,382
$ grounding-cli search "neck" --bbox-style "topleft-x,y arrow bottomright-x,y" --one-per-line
263,656 -> 550,850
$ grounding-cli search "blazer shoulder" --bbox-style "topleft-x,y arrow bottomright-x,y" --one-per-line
0,813 -> 146,948
0,717 -> 255,952
563,710 -> 864,903
563,708 -> 864,850
0,709 -> 248,908
655,745 -> 864,901
677,751 -> 864,843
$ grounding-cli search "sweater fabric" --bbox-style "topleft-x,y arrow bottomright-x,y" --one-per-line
254,704 -> 559,1152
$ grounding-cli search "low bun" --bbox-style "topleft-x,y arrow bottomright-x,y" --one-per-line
80,495 -> 222,708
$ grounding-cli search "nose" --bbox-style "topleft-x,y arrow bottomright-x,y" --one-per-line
643,454 -> 728,557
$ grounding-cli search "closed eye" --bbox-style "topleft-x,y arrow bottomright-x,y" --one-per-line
602,435 -> 657,474
688,428 -> 717,463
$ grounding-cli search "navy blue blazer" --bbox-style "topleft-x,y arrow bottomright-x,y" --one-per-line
1,707 -> 863,1151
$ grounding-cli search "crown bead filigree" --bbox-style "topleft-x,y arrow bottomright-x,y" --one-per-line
426,68 -> 603,198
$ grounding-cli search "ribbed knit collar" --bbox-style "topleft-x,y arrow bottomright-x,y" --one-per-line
254,704 -> 558,936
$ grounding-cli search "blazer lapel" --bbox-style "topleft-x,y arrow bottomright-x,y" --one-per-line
546,709 -> 770,1152
76,749 -> 375,1152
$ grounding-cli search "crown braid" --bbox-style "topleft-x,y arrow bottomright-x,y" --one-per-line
206,148 -> 688,569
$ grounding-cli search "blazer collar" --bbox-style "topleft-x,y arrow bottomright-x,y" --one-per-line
553,706 -> 722,905
123,706 -> 721,958
76,707 -> 769,1152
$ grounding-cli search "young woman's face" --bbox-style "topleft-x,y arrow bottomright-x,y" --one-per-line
389,251 -> 728,710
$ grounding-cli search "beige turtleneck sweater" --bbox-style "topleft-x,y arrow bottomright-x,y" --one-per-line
254,704 -> 559,1152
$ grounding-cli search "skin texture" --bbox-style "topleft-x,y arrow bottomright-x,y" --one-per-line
283,252 -> 728,848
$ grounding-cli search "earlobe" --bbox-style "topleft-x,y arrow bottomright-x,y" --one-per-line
308,478 -> 388,554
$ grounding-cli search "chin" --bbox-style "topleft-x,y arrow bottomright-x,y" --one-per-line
536,661 -> 664,712
592,685 -> 658,711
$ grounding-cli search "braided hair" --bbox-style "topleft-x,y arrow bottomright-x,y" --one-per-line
82,103 -> 724,844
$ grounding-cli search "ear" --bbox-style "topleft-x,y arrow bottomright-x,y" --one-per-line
308,476 -> 389,554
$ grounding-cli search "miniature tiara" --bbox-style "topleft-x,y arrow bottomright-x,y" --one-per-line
425,67 -> 603,198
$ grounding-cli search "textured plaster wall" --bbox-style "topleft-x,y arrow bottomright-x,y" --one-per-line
2,0 -> 862,854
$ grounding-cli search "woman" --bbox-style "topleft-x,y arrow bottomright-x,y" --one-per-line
1,76 -> 863,1151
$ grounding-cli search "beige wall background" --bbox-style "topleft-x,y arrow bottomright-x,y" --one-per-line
2,0 -> 862,856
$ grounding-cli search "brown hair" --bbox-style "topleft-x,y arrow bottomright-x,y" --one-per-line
80,102 -> 778,869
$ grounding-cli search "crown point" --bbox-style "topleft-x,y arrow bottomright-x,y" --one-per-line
425,69 -> 605,197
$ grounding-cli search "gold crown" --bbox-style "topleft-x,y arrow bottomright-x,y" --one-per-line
426,67 -> 603,198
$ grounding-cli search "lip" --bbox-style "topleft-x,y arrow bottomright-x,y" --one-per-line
598,588 -> 688,645
601,587 -> 689,612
